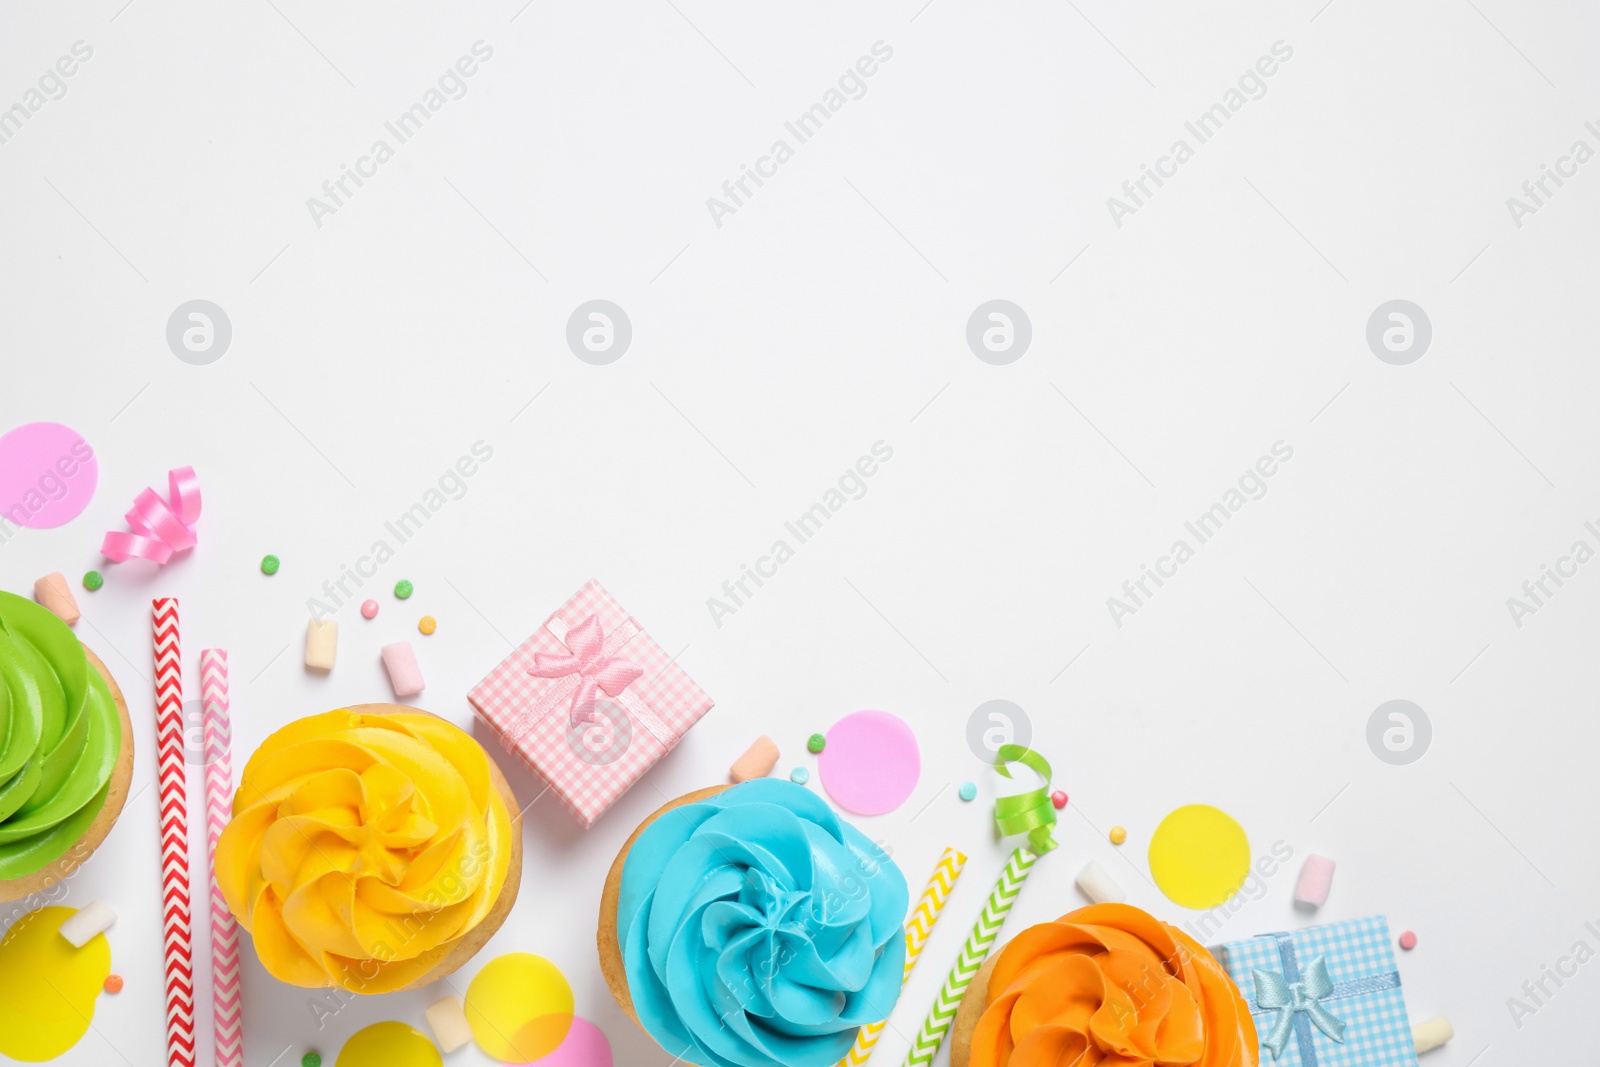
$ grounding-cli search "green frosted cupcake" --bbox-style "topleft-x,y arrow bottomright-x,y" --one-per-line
0,590 -> 134,901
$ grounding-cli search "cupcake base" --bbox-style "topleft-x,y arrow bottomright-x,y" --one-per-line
0,647 -> 136,904
343,704 -> 525,992
597,784 -> 728,1040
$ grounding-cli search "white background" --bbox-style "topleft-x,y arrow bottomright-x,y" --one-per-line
2,0 -> 1598,1064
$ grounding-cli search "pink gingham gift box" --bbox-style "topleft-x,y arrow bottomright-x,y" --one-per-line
468,579 -> 713,828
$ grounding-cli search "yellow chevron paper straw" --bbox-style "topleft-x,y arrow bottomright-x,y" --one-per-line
838,847 -> 969,1067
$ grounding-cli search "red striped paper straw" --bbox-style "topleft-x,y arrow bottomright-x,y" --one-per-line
153,599 -> 196,1067
200,649 -> 242,1067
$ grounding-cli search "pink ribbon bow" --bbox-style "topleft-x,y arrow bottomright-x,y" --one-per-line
528,614 -> 644,727
101,467 -> 202,565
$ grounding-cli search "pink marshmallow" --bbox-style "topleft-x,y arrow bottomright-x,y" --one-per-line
1294,853 -> 1336,908
730,736 -> 779,782
33,572 -> 79,626
381,641 -> 425,698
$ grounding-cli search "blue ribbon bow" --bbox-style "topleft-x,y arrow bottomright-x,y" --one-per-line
1248,932 -> 1401,1065
1254,956 -> 1346,1057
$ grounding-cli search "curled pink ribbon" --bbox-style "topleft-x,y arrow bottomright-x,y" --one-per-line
101,467 -> 201,564
528,614 -> 644,727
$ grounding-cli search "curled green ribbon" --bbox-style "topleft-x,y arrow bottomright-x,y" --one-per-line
992,744 -> 1057,855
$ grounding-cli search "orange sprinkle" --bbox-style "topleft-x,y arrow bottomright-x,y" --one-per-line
103,975 -> 123,995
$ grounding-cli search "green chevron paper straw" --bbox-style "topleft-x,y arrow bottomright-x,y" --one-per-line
902,746 -> 1057,1067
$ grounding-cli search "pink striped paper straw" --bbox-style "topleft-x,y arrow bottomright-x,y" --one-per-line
153,599 -> 196,1067
200,649 -> 242,1067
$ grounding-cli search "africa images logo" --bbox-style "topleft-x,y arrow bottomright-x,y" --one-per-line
1105,41 -> 1293,228
305,42 -> 495,228
705,41 -> 894,228
1106,442 -> 1294,627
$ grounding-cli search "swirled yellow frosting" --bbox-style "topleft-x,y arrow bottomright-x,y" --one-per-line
216,710 -> 513,992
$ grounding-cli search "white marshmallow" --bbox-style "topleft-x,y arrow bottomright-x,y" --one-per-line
1075,860 -> 1125,905
426,994 -> 473,1054
1413,1016 -> 1453,1054
58,900 -> 116,947
305,619 -> 337,671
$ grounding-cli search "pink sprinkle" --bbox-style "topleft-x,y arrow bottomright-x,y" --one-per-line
1051,791 -> 1069,810
361,600 -> 379,619
1399,930 -> 1417,951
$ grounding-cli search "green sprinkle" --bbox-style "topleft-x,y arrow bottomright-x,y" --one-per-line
806,733 -> 826,754
394,579 -> 414,599
260,555 -> 280,575
82,570 -> 104,591
959,781 -> 978,802
301,1054 -> 321,1067
789,767 -> 810,785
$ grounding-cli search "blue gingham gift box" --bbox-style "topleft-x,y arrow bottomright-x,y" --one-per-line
1212,916 -> 1418,1067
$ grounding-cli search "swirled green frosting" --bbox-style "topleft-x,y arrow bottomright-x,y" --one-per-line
0,590 -> 121,880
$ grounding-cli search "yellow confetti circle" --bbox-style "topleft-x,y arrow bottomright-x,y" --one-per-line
465,953 -> 574,1061
336,1022 -> 442,1067
1148,804 -> 1251,909
0,907 -> 112,1062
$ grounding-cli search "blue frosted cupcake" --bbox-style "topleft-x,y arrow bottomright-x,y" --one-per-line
598,780 -> 909,1067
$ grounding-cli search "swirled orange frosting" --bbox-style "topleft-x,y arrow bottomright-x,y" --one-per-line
216,710 -> 513,992
970,904 -> 1257,1067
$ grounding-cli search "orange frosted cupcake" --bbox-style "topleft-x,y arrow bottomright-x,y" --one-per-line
952,904 -> 1258,1067
216,705 -> 521,992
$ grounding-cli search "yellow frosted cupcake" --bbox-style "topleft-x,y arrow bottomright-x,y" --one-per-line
216,705 -> 521,992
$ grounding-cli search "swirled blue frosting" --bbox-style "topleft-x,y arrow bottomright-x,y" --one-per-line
618,779 -> 909,1067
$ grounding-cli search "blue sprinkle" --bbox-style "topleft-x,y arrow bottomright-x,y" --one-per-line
789,767 -> 811,785
959,781 -> 978,802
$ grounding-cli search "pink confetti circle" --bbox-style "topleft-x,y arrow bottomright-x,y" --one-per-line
515,1017 -> 612,1067
0,422 -> 98,529
818,709 -> 921,816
